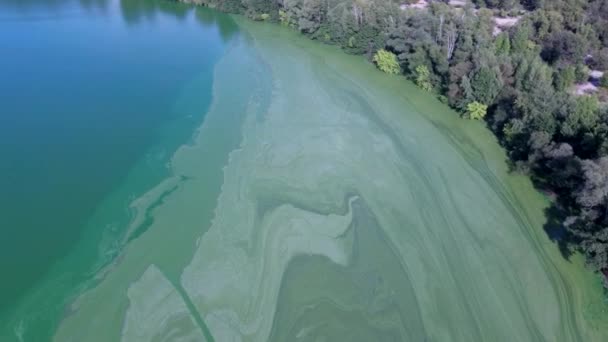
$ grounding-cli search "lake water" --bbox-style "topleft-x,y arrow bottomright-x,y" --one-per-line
1,0 -> 607,341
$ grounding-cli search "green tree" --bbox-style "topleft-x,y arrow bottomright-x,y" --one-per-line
561,96 -> 600,137
554,66 -> 576,91
541,31 -> 587,66
373,49 -> 400,75
471,66 -> 503,105
511,22 -> 532,54
515,57 -> 558,134
415,65 -> 433,91
467,101 -> 488,120
574,63 -> 589,83
601,74 -> 608,88
495,33 -> 511,55
460,75 -> 474,103
278,10 -> 289,26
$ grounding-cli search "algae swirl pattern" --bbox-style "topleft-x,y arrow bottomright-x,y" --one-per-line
54,19 -> 608,342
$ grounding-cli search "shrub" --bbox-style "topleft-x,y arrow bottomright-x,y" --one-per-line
373,49 -> 400,75
467,101 -> 488,120
278,10 -> 288,26
415,65 -> 433,91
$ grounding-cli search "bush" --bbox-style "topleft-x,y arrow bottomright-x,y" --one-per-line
415,65 -> 433,92
372,49 -> 400,75
575,63 -> 590,83
278,10 -> 289,26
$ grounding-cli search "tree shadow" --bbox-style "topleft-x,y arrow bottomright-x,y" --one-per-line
543,203 -> 575,261
500,151 -> 580,263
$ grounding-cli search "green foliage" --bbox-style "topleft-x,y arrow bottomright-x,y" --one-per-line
348,36 -> 355,48
467,101 -> 488,120
278,9 -> 289,26
415,65 -> 433,92
574,63 -> 590,83
511,23 -> 532,54
554,66 -> 576,91
457,75 -> 475,108
343,25 -> 384,55
601,74 -> 608,88
502,118 -> 524,145
561,96 -> 600,137
515,58 -> 558,134
495,33 -> 511,55
471,66 -> 503,105
310,24 -> 332,43
542,31 -> 588,66
372,49 -> 400,75
259,13 -> 270,21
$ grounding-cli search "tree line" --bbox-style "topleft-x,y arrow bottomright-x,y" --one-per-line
181,0 -> 608,284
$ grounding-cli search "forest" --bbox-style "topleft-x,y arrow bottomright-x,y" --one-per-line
181,0 -> 608,285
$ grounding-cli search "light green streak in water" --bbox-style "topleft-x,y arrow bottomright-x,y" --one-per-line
54,18 -> 608,342
53,32 -> 269,341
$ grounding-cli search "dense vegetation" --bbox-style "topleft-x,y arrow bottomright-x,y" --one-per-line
181,0 -> 608,284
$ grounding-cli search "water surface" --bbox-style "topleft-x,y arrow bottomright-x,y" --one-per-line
0,0 -> 237,339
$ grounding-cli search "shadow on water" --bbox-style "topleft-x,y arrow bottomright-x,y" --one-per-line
499,134 -> 577,263
195,5 -> 238,41
543,204 -> 575,261
120,0 -> 189,25
505,159 -> 576,262
118,0 -> 238,42
0,0 -> 108,11
1,0 -> 235,35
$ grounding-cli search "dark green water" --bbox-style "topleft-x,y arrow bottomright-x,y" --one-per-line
0,0 -> 237,339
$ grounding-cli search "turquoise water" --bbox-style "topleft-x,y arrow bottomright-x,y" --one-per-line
0,0 -> 237,339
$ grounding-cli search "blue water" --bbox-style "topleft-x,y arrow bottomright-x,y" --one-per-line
0,0 -> 237,339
